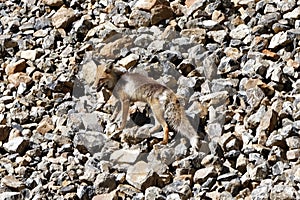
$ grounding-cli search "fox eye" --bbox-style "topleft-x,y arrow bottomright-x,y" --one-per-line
105,68 -> 111,73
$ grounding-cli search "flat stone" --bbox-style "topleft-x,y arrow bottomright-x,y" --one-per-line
118,54 -> 139,69
73,131 -> 107,155
0,192 -> 22,200
42,0 -> 64,6
20,50 -> 38,60
126,161 -> 162,190
100,36 -> 133,59
134,0 -> 169,11
283,6 -> 300,19
194,166 -> 218,184
269,31 -> 293,49
110,149 -> 141,164
128,9 -> 151,27
51,6 -> 76,29
229,24 -> 250,40
3,137 -> 29,154
1,175 -> 25,190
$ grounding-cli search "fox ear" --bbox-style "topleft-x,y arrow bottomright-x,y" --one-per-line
105,63 -> 113,73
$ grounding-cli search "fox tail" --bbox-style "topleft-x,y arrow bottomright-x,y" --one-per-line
165,96 -> 201,151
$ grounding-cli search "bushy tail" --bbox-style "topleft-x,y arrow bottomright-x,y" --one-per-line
165,97 -> 201,151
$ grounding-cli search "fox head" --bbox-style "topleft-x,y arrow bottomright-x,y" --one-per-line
92,63 -> 125,91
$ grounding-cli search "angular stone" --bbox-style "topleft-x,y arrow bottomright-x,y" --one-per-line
73,131 -> 107,154
92,190 -> 117,200
229,24 -> 250,40
269,31 -> 293,49
0,125 -> 10,141
20,50 -> 38,60
134,0 -> 169,11
5,59 -> 26,75
42,0 -> 64,6
36,117 -> 54,135
283,6 -> 300,19
145,186 -> 164,200
218,57 -> 239,74
128,10 -> 151,27
270,185 -> 300,200
193,166 -> 218,184
286,136 -> 300,149
94,173 -> 117,194
3,137 -> 29,154
257,106 -> 277,132
207,30 -> 228,44
118,54 -> 139,69
8,72 -> 32,87
181,28 -> 206,43
0,192 -> 22,200
1,175 -> 25,190
151,5 -> 174,25
51,6 -> 76,29
258,12 -> 280,27
100,36 -> 133,59
126,161 -> 162,190
110,149 -> 141,164
286,149 -> 300,160
248,163 -> 269,181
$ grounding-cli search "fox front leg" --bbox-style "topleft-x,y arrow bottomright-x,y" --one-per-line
118,99 -> 130,130
110,101 -> 121,122
149,101 -> 169,145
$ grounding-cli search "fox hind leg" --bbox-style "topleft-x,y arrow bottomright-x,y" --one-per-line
118,99 -> 130,130
149,102 -> 169,145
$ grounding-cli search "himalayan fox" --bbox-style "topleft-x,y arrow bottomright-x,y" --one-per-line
93,63 -> 201,151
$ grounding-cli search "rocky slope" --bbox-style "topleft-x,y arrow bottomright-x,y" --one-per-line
0,0 -> 300,199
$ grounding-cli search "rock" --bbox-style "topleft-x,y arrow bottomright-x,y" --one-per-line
193,166 -> 218,184
128,10 -> 151,27
92,190 -> 117,200
270,185 -> 300,200
36,116 -> 54,135
100,36 -> 133,59
0,192 -> 22,200
1,175 -> 25,190
126,161 -> 163,190
73,131 -> 107,154
3,137 -> 29,154
151,5 -> 174,25
286,149 -> 300,160
248,163 -> 269,181
118,54 -> 139,69
51,6 -> 76,29
110,149 -> 142,164
286,136 -> 300,149
283,6 -> 300,19
94,173 -> 117,194
218,57 -> 239,74
268,31 -> 293,49
251,183 -> 270,200
20,50 -> 40,60
5,59 -> 26,75
42,0 -> 64,7
8,72 -> 32,87
145,186 -> 165,200
134,0 -> 169,11
0,125 -> 10,141
229,24 -> 251,40
258,13 -> 280,27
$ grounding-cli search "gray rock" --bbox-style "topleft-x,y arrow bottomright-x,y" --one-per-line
110,149 -> 142,165
258,13 -> 281,27
126,161 -> 163,190
286,136 -> 300,149
193,166 -> 218,184
3,137 -> 29,154
73,131 -> 107,154
145,186 -> 165,200
269,31 -> 293,49
229,24 -> 250,40
0,192 -> 22,200
218,57 -> 239,74
270,185 -> 300,200
128,10 -> 151,27
94,173 -> 117,194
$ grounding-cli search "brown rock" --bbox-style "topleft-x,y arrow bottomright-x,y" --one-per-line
5,59 -> 26,75
128,9 -> 151,27
100,36 -> 133,59
37,117 -> 54,135
42,0 -> 64,6
1,175 -> 25,191
151,5 -> 174,25
8,72 -> 32,87
51,6 -> 76,29
134,0 -> 169,11
0,125 -> 10,141
92,190 -> 117,200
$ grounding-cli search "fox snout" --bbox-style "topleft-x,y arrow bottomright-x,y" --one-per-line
92,78 -> 106,92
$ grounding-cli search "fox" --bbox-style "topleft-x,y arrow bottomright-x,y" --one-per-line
92,63 -> 201,151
